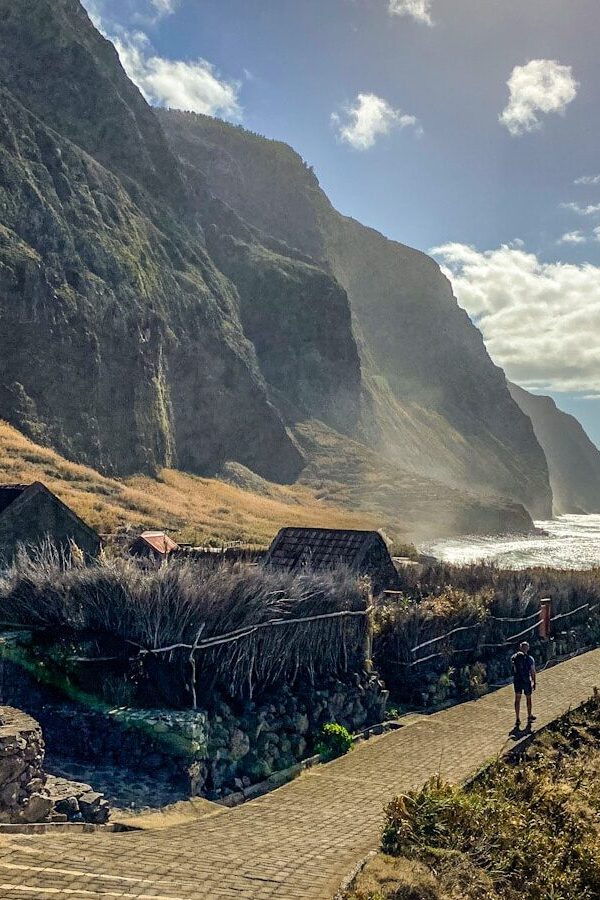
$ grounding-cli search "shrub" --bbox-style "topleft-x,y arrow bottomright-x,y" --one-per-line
378,694 -> 600,899
373,566 -> 600,705
315,722 -> 353,761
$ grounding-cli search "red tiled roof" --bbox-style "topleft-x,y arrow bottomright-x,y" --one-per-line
138,531 -> 179,555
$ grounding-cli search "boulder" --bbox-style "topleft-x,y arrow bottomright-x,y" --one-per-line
21,792 -> 53,823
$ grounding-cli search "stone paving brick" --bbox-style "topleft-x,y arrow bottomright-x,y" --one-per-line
1,651 -> 599,898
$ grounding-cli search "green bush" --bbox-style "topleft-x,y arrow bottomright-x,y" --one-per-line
315,722 -> 353,761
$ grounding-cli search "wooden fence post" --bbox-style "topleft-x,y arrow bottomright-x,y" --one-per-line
364,589 -> 374,673
539,598 -> 552,640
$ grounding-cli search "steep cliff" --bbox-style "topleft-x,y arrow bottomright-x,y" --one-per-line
0,0 -> 553,540
157,110 -> 553,520
508,383 -> 600,516
0,0 -> 362,481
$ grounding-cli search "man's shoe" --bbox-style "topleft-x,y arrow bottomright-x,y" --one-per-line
528,715 -> 537,722
514,719 -> 521,729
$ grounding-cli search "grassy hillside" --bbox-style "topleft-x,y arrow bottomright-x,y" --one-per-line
0,415 -> 534,547
0,420 -> 382,547
294,421 -> 534,542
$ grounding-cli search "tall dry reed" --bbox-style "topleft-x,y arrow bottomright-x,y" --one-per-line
0,543 -> 370,700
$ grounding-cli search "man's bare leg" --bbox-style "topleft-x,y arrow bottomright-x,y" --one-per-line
514,692 -> 522,725
527,694 -> 534,720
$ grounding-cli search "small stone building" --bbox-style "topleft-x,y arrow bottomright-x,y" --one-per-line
264,527 -> 399,593
129,530 -> 179,562
0,482 -> 100,565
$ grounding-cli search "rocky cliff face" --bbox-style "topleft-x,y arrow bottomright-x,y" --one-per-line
508,383 -> 600,516
0,0 -> 362,481
156,111 -> 553,520
0,0 -> 556,539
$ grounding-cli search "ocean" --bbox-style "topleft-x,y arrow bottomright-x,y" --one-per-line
424,515 -> 600,570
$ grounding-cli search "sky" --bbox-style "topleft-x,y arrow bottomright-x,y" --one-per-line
84,0 -> 600,447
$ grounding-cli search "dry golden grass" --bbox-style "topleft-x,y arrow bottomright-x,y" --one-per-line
345,853 -> 443,899
0,421 -> 379,546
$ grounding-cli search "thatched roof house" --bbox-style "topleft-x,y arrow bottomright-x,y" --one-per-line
0,482 -> 100,564
264,527 -> 398,593
129,531 -> 179,562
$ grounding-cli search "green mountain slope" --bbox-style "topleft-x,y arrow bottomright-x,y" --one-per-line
156,110 -> 553,520
508,383 -> 600,515
0,0 -> 552,540
0,0 -> 364,482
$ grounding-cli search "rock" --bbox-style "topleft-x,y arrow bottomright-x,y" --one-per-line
78,792 -> 109,824
294,714 -> 309,736
0,782 -> 19,807
55,797 -> 80,817
0,757 -> 28,787
229,728 -> 250,761
291,736 -> 307,759
21,792 -> 52,823
26,778 -> 46,794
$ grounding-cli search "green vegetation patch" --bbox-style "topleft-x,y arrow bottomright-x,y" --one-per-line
315,722 -> 353,761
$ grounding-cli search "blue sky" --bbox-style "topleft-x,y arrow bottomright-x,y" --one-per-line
85,0 -> 600,446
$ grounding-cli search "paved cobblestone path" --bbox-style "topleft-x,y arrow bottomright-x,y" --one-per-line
1,649 -> 599,900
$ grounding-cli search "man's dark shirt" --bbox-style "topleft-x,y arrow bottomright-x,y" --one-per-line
511,651 -> 535,694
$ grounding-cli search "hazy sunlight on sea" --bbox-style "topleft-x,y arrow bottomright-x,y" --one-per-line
425,515 -> 600,570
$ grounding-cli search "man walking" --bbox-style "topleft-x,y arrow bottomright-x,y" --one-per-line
511,640 -> 536,729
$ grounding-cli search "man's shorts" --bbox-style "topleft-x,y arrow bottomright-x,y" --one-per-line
513,678 -> 532,696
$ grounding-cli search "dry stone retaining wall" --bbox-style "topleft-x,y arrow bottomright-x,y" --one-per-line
0,706 -> 51,823
0,706 -> 110,824
0,662 -> 388,800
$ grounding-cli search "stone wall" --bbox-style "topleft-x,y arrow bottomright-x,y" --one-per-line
0,706 -> 51,823
0,705 -> 110,824
0,660 -> 388,800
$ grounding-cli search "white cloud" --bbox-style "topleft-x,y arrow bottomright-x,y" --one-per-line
81,3 -> 240,118
82,0 -> 106,31
500,59 -> 578,136
150,0 -> 178,17
114,31 -> 241,118
561,201 -> 600,216
558,231 -> 587,244
575,174 -> 600,186
83,0 -> 177,29
133,0 -> 180,26
432,241 -> 600,394
388,0 -> 433,25
332,93 -> 421,150
594,227 -> 600,242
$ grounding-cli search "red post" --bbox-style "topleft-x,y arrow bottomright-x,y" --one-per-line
539,598 -> 552,640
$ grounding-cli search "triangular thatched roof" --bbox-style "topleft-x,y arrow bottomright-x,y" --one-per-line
264,527 -> 391,573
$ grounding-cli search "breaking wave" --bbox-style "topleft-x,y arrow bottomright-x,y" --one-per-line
424,515 -> 600,570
